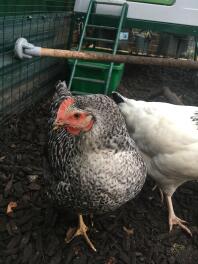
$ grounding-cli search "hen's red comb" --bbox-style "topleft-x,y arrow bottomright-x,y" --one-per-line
56,97 -> 75,120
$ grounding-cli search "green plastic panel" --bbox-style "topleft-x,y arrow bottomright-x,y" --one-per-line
68,59 -> 124,94
129,0 -> 175,5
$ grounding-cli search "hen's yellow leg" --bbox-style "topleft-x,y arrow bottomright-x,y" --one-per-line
65,214 -> 96,251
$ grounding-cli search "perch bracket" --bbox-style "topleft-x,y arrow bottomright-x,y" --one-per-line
14,38 -> 41,59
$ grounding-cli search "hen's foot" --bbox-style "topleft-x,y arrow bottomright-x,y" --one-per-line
65,214 -> 96,252
166,195 -> 192,236
168,215 -> 192,236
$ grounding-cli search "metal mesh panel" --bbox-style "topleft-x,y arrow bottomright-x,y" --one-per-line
0,1 -> 75,123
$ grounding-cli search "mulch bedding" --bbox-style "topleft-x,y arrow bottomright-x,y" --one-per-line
0,65 -> 198,264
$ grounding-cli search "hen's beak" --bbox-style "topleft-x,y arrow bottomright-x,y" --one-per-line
112,92 -> 125,104
53,124 -> 59,131
86,112 -> 95,122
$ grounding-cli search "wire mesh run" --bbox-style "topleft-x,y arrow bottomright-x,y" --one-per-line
0,0 -> 75,124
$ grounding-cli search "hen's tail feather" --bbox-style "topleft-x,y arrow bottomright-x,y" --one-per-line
54,80 -> 72,101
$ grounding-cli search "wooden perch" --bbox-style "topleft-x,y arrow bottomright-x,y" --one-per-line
15,38 -> 198,70
40,48 -> 198,70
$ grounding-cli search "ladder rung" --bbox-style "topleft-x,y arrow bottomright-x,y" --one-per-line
73,77 -> 105,84
84,37 -> 114,43
76,62 -> 108,69
72,91 -> 94,95
93,1 -> 124,6
87,24 -> 117,30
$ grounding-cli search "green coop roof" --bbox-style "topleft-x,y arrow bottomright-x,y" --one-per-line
129,0 -> 175,5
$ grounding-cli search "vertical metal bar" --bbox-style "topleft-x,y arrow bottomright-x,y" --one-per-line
9,13 -> 13,111
18,15 -> 23,112
28,15 -> 33,102
104,3 -> 128,95
68,0 -> 94,90
194,36 -> 198,61
32,14 -> 36,100
1,16 -> 5,120
58,11 -> 66,83
39,12 -> 46,89
60,12 -> 65,49
20,13 -> 26,112
33,13 -> 40,100
0,17 -> 2,122
67,13 -> 75,50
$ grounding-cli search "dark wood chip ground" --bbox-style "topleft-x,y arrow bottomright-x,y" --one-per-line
0,65 -> 198,264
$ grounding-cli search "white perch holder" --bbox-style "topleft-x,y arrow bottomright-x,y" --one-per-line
15,38 -> 41,59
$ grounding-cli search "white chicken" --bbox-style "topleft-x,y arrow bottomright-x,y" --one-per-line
112,92 -> 198,235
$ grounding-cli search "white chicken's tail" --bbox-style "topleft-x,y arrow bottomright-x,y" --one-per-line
112,92 -> 126,105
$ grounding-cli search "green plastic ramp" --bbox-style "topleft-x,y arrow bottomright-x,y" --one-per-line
68,0 -> 128,95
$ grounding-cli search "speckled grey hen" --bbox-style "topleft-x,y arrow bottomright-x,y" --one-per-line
46,81 -> 146,250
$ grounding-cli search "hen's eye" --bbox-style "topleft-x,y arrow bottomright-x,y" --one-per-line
74,113 -> 81,119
